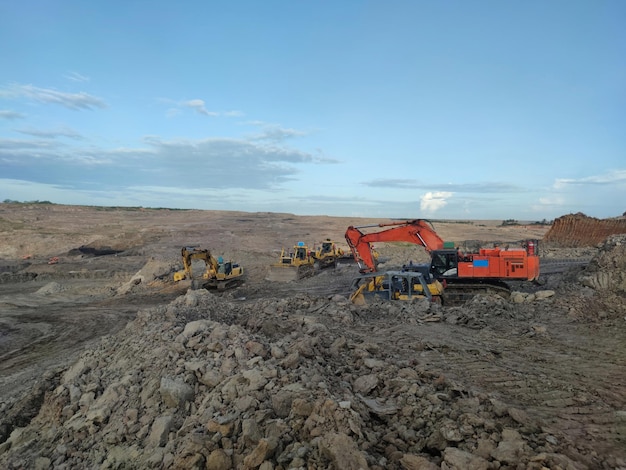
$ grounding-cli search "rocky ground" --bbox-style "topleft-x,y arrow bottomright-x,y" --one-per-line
0,204 -> 624,469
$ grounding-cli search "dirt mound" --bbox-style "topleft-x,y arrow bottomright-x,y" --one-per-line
35,282 -> 65,295
1,284 -> 625,468
551,234 -> 626,322
67,245 -> 124,257
116,259 -> 176,295
578,234 -> 626,295
543,212 -> 626,247
0,292 -> 577,469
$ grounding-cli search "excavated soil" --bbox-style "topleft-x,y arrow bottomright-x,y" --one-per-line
543,213 -> 626,247
0,203 -> 624,469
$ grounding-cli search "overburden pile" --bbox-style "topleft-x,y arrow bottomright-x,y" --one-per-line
543,213 -> 626,247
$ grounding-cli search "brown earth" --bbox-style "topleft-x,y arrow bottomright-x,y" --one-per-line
0,203 -> 625,469
544,212 -> 626,247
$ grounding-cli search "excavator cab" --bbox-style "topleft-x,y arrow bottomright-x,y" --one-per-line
295,246 -> 308,260
312,238 -> 345,269
430,250 -> 459,278
220,261 -> 232,275
267,242 -> 316,281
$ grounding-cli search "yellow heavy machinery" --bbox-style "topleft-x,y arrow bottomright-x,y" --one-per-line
267,241 -> 315,281
312,239 -> 345,268
174,246 -> 244,290
350,269 -> 436,305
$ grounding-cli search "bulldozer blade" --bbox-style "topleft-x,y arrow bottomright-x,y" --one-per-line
266,266 -> 301,282
266,264 -> 315,282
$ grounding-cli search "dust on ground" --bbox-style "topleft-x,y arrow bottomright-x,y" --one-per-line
0,203 -> 624,469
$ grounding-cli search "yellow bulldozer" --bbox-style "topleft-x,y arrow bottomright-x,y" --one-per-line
267,241 -> 315,281
174,246 -> 244,290
311,238 -> 345,269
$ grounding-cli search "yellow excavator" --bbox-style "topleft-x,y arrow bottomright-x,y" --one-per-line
311,239 -> 345,269
174,246 -> 244,290
267,242 -> 315,281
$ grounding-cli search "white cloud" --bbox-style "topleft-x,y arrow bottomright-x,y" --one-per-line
420,191 -> 453,213
183,99 -> 218,116
64,71 -> 90,82
538,196 -> 565,205
528,195 -> 567,215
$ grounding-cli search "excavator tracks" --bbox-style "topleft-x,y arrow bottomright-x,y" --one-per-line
441,279 -> 512,306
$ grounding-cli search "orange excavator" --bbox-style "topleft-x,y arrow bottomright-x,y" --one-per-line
345,219 -> 540,304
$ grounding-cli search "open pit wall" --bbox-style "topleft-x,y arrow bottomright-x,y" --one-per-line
543,212 -> 626,247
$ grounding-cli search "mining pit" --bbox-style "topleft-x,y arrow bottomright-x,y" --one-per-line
0,204 -> 624,469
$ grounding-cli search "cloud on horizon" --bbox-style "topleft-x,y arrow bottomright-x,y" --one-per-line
0,131 -> 339,192
363,178 -> 525,193
420,191 -> 453,213
553,170 -> 626,189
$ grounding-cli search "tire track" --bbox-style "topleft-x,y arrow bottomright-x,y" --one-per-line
372,317 -> 626,458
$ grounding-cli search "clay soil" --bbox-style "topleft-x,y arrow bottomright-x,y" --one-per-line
0,203 -> 624,469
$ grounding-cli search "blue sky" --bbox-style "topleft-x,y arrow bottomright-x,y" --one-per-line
1,1 -> 624,220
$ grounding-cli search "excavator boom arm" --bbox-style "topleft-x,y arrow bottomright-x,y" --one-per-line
180,247 -> 220,278
345,219 -> 445,273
